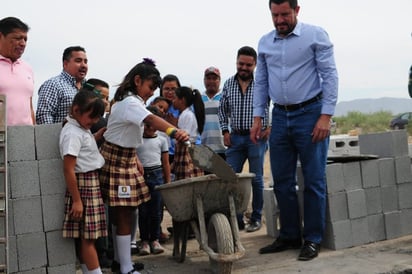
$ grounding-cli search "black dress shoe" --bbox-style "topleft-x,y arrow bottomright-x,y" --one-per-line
298,241 -> 320,261
246,221 -> 262,232
259,237 -> 302,254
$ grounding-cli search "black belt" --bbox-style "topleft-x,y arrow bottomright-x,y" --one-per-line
231,129 -> 250,135
274,92 -> 322,111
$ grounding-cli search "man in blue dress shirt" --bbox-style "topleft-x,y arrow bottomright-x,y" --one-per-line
251,0 -> 338,261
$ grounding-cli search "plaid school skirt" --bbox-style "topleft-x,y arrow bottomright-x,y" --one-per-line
171,142 -> 204,180
62,171 -> 108,240
99,141 -> 150,207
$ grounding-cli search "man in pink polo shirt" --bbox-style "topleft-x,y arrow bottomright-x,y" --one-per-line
0,17 -> 34,125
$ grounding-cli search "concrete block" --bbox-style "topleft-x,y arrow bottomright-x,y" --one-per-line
34,123 -> 62,160
351,217 -> 369,246
328,134 -> 360,156
367,214 -> 386,243
381,186 -> 399,212
398,182 -> 412,209
384,211 -> 402,239
38,159 -> 66,195
15,267 -> 47,274
46,230 -> 76,266
47,264 -> 76,274
7,126 -> 35,162
347,189 -> 367,219
360,159 -> 380,188
326,191 -> 348,222
400,209 -> 412,235
342,162 -> 362,191
359,130 -> 408,158
13,197 -> 43,235
394,156 -> 412,184
8,161 -> 40,198
263,188 -> 279,238
378,158 -> 396,187
364,187 -> 382,215
16,232 -> 47,271
42,194 -> 65,232
326,163 -> 345,194
322,220 -> 353,250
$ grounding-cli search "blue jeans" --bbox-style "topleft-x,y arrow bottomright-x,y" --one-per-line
225,134 -> 267,223
138,168 -> 164,242
270,101 -> 328,244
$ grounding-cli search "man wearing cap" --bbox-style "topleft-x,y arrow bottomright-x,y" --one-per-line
218,46 -> 270,232
201,66 -> 226,159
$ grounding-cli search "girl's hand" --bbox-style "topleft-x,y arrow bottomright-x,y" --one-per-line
70,200 -> 83,221
174,128 -> 189,143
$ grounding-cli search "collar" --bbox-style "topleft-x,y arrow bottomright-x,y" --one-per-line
273,20 -> 302,41
61,70 -> 86,89
0,54 -> 21,64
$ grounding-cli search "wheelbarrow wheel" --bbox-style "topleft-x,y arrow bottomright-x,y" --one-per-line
208,213 -> 234,274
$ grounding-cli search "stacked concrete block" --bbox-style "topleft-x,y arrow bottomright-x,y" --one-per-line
264,130 -> 412,251
359,130 -> 408,158
6,125 -> 76,273
263,188 -> 279,238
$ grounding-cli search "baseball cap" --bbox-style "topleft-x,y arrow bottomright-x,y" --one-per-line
204,66 -> 221,77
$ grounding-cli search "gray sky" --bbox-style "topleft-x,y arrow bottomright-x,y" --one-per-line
3,0 -> 412,105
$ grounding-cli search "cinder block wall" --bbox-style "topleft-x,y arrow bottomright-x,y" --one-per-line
264,130 -> 412,250
5,125 -> 76,273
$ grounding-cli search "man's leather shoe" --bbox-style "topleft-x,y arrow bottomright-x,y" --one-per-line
298,241 -> 320,261
246,221 -> 262,232
259,237 -> 302,254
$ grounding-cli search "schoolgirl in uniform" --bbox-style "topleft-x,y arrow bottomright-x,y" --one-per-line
171,86 -> 205,180
99,59 -> 188,274
60,89 -> 107,274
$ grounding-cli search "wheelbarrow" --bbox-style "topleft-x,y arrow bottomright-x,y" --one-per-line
156,144 -> 255,274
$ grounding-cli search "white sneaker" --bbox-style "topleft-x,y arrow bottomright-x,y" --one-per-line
150,240 -> 165,254
139,241 -> 150,256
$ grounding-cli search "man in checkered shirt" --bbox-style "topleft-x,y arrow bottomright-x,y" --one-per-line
36,46 -> 88,124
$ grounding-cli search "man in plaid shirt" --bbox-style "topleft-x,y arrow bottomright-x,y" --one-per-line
36,46 -> 88,124
218,46 -> 270,233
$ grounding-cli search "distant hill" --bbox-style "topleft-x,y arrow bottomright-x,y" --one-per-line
335,97 -> 412,117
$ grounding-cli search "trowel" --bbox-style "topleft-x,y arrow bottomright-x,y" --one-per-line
188,144 -> 237,182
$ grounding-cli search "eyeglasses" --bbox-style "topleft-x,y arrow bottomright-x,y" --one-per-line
163,87 -> 177,92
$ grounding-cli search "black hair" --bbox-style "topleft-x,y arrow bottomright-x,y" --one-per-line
175,86 -> 205,134
151,96 -> 172,108
114,58 -> 161,101
146,105 -> 163,117
62,46 -> 86,62
0,17 -> 29,35
269,0 -> 298,9
86,78 -> 109,89
237,46 -> 257,62
71,88 -> 105,119
159,74 -> 181,97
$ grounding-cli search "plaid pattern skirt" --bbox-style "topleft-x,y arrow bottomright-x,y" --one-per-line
62,171 -> 108,240
171,142 -> 204,180
99,141 -> 150,207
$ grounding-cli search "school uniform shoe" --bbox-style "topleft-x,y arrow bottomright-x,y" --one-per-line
246,221 -> 262,232
111,261 -> 144,273
150,240 -> 165,254
139,241 -> 150,256
259,237 -> 302,254
298,241 -> 320,261
131,241 -> 139,255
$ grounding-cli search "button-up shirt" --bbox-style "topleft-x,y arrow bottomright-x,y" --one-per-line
253,21 -> 338,117
36,71 -> 83,124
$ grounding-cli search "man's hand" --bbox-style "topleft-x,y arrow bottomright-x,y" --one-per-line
312,114 -> 332,143
250,117 -> 263,144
